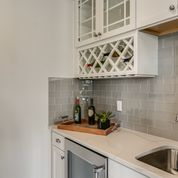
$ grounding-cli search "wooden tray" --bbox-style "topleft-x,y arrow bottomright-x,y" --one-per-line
57,120 -> 115,136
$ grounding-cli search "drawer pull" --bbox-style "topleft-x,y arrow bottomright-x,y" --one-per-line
61,156 -> 65,160
93,165 -> 105,178
98,32 -> 102,36
56,138 -> 61,143
94,32 -> 98,37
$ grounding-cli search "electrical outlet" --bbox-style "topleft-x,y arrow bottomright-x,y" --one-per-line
175,114 -> 178,122
117,100 -> 122,111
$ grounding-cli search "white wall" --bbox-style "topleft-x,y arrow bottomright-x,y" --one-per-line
48,0 -> 74,77
0,0 -> 73,178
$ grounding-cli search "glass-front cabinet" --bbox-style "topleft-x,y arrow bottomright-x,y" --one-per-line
76,0 -> 135,47
103,0 -> 131,33
78,0 -> 96,42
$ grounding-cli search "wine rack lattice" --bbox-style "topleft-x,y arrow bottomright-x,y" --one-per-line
79,36 -> 134,78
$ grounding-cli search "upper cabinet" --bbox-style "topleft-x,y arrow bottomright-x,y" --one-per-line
76,0 -> 136,47
76,31 -> 158,79
77,0 -> 95,43
137,0 -> 178,29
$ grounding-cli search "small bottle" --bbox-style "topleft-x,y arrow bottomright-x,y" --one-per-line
73,97 -> 81,124
88,98 -> 95,125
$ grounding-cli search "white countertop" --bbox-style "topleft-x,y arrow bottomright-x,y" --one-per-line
52,127 -> 178,178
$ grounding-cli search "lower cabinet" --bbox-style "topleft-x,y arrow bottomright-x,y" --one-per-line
51,132 -> 150,178
52,146 -> 65,178
52,132 -> 65,178
108,159 -> 149,178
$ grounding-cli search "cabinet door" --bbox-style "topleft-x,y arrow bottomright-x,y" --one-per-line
108,159 -> 149,178
76,0 -> 135,47
103,0 -> 135,36
137,0 -> 178,28
52,146 -> 65,178
77,0 -> 96,43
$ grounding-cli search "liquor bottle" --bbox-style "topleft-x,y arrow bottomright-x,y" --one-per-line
88,98 -> 95,125
73,97 -> 81,124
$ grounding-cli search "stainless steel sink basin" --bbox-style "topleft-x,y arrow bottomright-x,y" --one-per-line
136,146 -> 178,175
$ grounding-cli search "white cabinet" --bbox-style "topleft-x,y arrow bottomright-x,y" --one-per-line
51,132 -> 65,178
76,0 -> 136,47
76,30 -> 158,79
108,159 -> 149,178
137,0 -> 178,28
52,132 -> 65,150
76,0 -> 96,43
52,146 -> 65,178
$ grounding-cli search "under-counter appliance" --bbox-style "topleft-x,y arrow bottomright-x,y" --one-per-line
65,139 -> 107,178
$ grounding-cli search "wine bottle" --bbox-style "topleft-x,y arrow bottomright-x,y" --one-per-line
88,98 -> 95,125
73,97 -> 81,124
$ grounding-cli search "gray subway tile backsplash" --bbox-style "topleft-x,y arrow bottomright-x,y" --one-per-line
92,33 -> 178,141
48,78 -> 93,125
48,78 -> 79,125
49,33 -> 178,141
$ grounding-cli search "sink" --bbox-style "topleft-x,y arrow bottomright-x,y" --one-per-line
136,146 -> 178,175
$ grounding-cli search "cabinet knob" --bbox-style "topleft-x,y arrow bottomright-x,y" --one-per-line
98,32 -> 102,36
61,156 -> 65,160
94,32 -> 98,37
56,138 -> 61,143
169,4 -> 175,11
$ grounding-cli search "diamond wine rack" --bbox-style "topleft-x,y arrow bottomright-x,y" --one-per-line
78,35 -> 135,78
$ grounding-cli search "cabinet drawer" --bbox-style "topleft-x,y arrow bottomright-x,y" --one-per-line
52,132 -> 65,151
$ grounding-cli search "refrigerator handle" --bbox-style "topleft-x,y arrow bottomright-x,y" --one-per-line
93,165 -> 105,178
